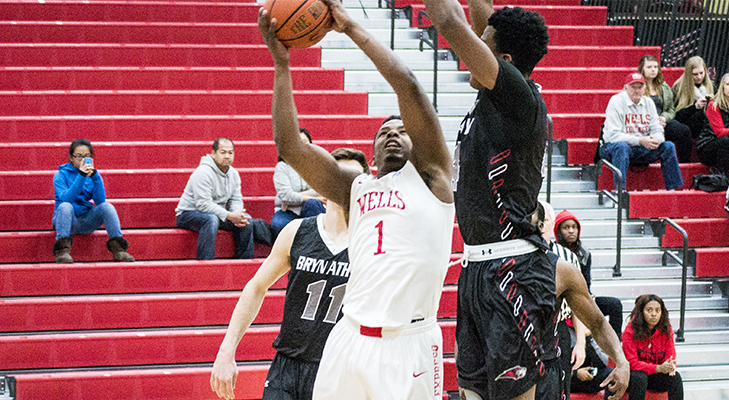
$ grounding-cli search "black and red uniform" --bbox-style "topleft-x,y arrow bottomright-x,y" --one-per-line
454,58 -> 555,400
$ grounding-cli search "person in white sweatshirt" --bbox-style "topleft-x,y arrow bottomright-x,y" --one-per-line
599,73 -> 683,191
176,138 -> 266,260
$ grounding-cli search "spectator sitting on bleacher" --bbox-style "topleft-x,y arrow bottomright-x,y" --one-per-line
599,72 -> 684,191
555,209 -> 624,338
271,128 -> 326,236
638,55 -> 693,163
537,200 -> 588,400
175,138 -> 273,260
570,325 -> 615,399
698,73 -> 729,215
672,56 -> 715,139
52,139 -> 134,263
608,294 -> 684,400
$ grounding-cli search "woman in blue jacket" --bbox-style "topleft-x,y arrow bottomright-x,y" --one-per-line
52,139 -> 134,263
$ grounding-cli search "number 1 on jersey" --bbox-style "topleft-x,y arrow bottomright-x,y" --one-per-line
374,220 -> 386,255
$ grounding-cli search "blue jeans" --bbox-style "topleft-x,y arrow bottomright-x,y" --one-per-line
176,210 -> 254,260
599,141 -> 684,191
270,198 -> 326,236
52,202 -> 123,240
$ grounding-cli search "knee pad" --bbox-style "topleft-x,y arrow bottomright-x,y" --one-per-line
459,388 -> 484,400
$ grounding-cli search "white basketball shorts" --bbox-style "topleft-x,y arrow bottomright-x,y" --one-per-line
312,315 -> 443,400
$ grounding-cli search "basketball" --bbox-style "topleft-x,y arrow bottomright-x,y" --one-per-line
264,0 -> 332,49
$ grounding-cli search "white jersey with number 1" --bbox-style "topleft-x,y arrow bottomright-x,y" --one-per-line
344,160 -> 455,328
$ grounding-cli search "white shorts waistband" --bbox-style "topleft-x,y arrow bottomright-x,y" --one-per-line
463,239 -> 539,262
344,315 -> 437,338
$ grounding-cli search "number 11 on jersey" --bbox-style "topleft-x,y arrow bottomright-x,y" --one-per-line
374,220 -> 386,255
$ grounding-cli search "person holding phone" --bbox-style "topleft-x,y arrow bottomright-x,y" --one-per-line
672,56 -> 715,139
52,139 -> 134,263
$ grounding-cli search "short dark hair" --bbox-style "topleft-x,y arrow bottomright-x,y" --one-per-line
278,128 -> 314,162
299,128 -> 312,143
69,139 -> 94,157
213,138 -> 234,152
381,115 -> 401,126
489,7 -> 549,76
331,148 -> 370,174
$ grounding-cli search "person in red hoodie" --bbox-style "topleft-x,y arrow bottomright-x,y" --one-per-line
554,210 -> 623,337
617,294 -> 684,400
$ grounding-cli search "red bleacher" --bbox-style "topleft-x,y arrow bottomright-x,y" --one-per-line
410,4 -> 608,27
0,67 -> 346,91
3,0 -> 726,398
0,44 -> 323,67
0,140 -> 373,171
597,163 -> 710,191
1,115 -> 386,142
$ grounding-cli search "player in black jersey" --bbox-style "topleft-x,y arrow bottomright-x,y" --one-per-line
421,0 -> 624,398
210,148 -> 369,400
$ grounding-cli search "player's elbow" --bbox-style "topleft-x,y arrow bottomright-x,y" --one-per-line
391,70 -> 425,98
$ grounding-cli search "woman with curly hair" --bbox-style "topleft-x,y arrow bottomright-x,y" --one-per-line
615,294 -> 684,400
672,56 -> 715,139
638,55 -> 693,163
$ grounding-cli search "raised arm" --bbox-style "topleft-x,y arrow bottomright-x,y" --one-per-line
325,0 -> 452,202
423,0 -> 499,89
259,9 -> 360,211
210,219 -> 301,400
556,259 -> 629,400
467,0 -> 493,37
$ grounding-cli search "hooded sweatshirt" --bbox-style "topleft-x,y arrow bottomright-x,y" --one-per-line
175,155 -> 244,221
53,162 -> 107,216
554,210 -> 593,290
603,90 -> 665,146
622,321 -> 677,375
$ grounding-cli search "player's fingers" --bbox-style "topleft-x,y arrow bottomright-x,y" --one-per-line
223,378 -> 235,399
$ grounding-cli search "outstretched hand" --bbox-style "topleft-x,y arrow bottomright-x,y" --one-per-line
210,352 -> 238,400
601,361 -> 630,400
258,7 -> 290,64
322,0 -> 352,33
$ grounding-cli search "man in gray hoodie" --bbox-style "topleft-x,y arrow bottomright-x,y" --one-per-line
599,73 -> 683,191
176,138 -> 257,260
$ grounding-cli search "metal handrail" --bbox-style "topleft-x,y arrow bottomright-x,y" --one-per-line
417,11 -> 438,112
546,116 -> 553,204
379,0 -> 397,50
595,159 -> 624,277
659,218 -> 691,343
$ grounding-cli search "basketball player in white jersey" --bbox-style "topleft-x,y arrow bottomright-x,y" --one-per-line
258,0 -> 454,397
209,149 -> 368,400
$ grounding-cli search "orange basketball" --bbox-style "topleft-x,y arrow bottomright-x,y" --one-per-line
264,0 -> 332,49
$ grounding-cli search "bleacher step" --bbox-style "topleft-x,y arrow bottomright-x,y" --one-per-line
591,279 -> 712,298
580,236 -> 659,250
684,380 -> 729,399
591,265 -> 693,280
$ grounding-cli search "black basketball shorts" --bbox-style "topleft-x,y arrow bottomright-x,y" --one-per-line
455,249 -> 556,400
262,352 -> 320,400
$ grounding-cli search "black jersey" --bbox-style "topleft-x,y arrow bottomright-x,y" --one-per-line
453,58 -> 549,246
272,215 -> 350,362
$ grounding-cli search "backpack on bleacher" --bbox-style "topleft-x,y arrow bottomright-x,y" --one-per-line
691,173 -> 729,192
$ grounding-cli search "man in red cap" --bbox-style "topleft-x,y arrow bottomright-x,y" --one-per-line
598,72 -> 683,191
